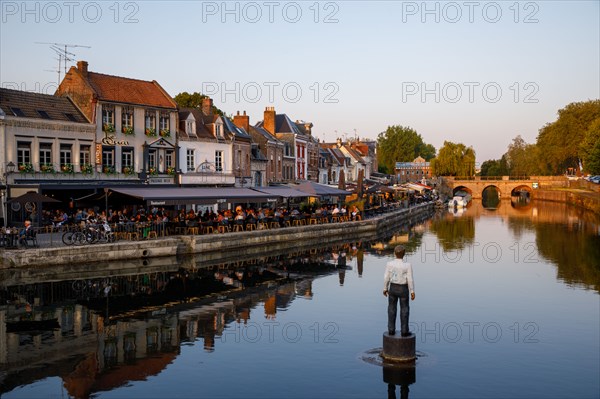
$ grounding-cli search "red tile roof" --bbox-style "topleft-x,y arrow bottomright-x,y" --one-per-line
86,72 -> 177,109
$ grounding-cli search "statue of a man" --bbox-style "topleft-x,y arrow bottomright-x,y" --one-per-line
383,245 -> 415,336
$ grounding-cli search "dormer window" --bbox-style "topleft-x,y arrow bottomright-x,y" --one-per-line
37,110 -> 51,119
186,119 -> 196,136
215,123 -> 222,138
11,107 -> 25,117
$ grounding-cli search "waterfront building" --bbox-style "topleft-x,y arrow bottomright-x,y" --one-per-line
321,138 -> 373,182
56,60 -> 179,185
233,110 -> 285,185
256,107 -> 314,182
395,156 -> 432,183
0,87 -> 95,224
177,98 -> 251,187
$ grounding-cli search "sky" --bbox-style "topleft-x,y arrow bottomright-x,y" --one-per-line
1,0 -> 599,164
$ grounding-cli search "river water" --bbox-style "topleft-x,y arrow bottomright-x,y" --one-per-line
1,200 -> 599,399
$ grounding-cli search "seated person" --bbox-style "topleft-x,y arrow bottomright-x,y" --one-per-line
18,220 -> 32,246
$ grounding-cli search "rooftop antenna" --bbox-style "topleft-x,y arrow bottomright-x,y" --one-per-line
35,41 -> 91,82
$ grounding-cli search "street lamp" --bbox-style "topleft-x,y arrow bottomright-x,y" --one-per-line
2,162 -> 16,227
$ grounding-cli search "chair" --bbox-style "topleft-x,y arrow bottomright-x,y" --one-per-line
147,231 -> 158,239
233,220 -> 245,232
24,230 -> 38,248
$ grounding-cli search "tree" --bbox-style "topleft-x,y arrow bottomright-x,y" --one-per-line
174,91 -> 224,116
580,118 -> 600,175
480,157 -> 509,176
535,100 -> 600,174
376,125 -> 435,174
430,141 -> 476,177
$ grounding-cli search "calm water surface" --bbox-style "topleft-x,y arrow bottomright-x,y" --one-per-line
2,201 -> 599,399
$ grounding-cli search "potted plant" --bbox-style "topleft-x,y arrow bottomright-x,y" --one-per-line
61,163 -> 74,174
149,167 -> 158,176
81,163 -> 94,175
159,128 -> 170,138
166,167 -> 176,175
122,125 -> 134,135
145,127 -> 156,137
103,165 -> 115,174
18,163 -> 34,173
103,123 -> 115,133
122,166 -> 136,175
40,164 -> 55,174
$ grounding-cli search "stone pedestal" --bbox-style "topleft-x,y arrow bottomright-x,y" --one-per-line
382,332 -> 416,362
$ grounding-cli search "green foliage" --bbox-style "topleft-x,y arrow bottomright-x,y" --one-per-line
580,118 -> 600,175
430,141 -> 476,177
480,156 -> 509,176
174,91 -> 224,116
536,100 -> 600,174
376,125 -> 435,174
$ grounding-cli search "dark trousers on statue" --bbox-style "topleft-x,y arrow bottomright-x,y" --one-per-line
388,283 -> 409,335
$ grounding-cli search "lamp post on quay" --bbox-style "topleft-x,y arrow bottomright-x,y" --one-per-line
1,161 -> 16,227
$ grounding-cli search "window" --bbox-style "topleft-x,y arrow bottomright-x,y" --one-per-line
102,147 -> 114,168
60,144 -> 72,167
80,145 -> 91,168
39,143 -> 52,165
37,110 -> 51,119
215,124 -> 222,138
122,148 -> 134,168
186,120 -> 195,136
215,150 -> 223,172
148,149 -> 157,169
102,105 -> 114,129
64,113 -> 78,122
17,142 -> 31,165
165,150 -> 174,168
270,154 -> 274,174
122,107 -> 134,128
159,112 -> 169,131
10,107 -> 25,117
186,149 -> 195,172
145,111 -> 156,130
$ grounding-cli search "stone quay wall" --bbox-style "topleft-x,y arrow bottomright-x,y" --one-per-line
0,203 -> 435,269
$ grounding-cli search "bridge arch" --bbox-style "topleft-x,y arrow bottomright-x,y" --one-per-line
452,185 -> 473,197
482,185 -> 502,198
511,185 -> 533,198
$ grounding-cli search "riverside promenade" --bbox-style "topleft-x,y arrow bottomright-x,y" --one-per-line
0,203 -> 436,269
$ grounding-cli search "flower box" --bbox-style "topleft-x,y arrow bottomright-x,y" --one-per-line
166,167 -> 176,175
103,166 -> 116,174
122,166 -> 136,175
103,123 -> 115,133
40,164 -> 55,174
18,163 -> 34,173
159,129 -> 170,138
145,128 -> 157,137
81,164 -> 94,175
148,167 -> 158,176
122,126 -> 134,135
61,164 -> 74,174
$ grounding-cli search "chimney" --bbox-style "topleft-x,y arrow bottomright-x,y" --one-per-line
264,106 -> 276,135
77,60 -> 88,77
201,97 -> 213,116
233,110 -> 250,133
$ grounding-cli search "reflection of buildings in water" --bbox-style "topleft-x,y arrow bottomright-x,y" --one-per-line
295,279 -> 314,299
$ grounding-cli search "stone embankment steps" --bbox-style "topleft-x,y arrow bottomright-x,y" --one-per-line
1,203 -> 435,269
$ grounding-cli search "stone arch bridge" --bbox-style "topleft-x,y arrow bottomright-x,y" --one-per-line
441,176 -> 567,199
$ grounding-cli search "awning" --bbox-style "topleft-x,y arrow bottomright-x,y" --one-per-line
295,181 -> 349,197
108,187 -> 278,206
250,187 -> 309,198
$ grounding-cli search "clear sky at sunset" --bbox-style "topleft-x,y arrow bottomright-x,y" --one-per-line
1,0 -> 598,164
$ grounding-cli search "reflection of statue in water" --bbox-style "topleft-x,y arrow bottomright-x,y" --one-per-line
338,250 -> 347,286
384,363 -> 416,399
383,245 -> 415,336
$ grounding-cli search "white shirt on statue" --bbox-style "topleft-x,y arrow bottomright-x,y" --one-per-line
383,259 -> 414,294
